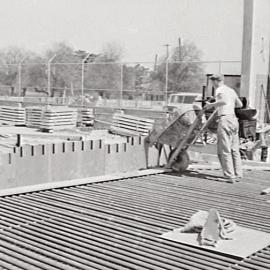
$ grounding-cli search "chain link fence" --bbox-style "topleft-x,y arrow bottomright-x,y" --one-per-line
0,60 -> 242,109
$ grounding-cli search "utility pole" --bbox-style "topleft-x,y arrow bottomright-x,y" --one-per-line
163,44 -> 170,106
18,57 -> 26,97
178,37 -> 182,61
47,54 -> 57,97
154,54 -> 158,71
163,44 -> 170,60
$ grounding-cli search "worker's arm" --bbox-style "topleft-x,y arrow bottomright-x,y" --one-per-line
204,92 -> 226,110
204,100 -> 225,109
235,97 -> 243,108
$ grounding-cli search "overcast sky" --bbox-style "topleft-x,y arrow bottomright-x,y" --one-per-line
0,0 -> 243,62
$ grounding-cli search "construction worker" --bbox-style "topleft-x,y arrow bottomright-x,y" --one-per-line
205,74 -> 243,183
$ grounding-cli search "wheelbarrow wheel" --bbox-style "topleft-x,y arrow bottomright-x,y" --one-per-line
169,149 -> 190,172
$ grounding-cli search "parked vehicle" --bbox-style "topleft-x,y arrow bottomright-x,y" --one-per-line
165,92 -> 202,113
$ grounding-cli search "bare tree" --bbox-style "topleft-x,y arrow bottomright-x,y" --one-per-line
45,42 -> 81,96
101,41 -> 124,62
151,41 -> 205,94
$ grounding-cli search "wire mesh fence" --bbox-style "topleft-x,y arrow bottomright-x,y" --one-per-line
0,60 -> 242,109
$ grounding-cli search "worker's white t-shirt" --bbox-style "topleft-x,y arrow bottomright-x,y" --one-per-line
215,85 -> 239,116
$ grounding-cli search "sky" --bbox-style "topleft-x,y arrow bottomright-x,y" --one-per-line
0,0 -> 244,62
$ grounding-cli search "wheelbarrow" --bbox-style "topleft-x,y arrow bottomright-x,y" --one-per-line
144,108 -> 217,172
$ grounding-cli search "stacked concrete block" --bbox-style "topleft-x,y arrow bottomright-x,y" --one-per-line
40,106 -> 77,132
26,106 -> 78,131
77,108 -> 94,126
0,106 -> 26,126
25,107 -> 43,128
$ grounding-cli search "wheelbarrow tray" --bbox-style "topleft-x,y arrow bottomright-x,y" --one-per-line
144,109 -> 217,171
147,110 -> 203,148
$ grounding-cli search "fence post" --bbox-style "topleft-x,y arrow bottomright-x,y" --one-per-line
218,60 -> 222,74
165,60 -> 169,107
120,64 -> 123,109
81,53 -> 90,100
18,62 -> 22,97
47,54 -> 57,97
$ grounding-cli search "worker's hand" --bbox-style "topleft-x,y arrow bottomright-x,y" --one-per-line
204,101 -> 213,110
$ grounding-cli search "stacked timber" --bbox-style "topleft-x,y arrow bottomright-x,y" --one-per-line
25,107 -> 43,128
77,108 -> 94,126
0,105 -> 26,126
40,106 -> 77,132
110,113 -> 154,136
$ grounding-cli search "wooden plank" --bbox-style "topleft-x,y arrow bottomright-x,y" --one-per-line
112,120 -> 152,131
110,126 -> 149,136
112,118 -> 153,129
113,113 -> 154,124
110,126 -> 142,136
112,123 -> 150,134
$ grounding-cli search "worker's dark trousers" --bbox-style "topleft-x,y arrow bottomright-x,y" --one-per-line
217,115 -> 243,179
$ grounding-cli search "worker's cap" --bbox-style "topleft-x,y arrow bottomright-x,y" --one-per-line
210,74 -> 224,81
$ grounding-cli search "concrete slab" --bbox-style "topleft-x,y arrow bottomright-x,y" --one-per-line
161,226 -> 270,258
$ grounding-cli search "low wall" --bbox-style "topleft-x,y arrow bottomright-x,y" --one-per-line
0,137 -> 165,190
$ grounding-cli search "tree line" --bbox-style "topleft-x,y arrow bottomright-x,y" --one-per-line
0,41 -> 205,99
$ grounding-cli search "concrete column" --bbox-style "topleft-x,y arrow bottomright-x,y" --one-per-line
240,0 -> 270,121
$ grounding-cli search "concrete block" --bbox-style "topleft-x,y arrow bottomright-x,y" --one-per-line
21,145 -> 33,157
0,161 -> 15,189
53,142 -> 64,154
33,144 -> 46,156
78,140 -> 105,178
